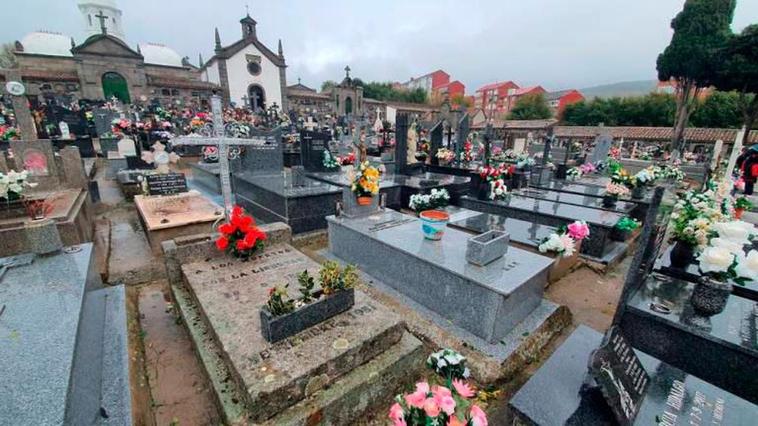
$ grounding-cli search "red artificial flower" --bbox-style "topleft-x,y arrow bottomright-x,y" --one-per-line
243,230 -> 258,248
219,223 -> 237,235
231,205 -> 243,218
215,236 -> 229,251
235,239 -> 248,251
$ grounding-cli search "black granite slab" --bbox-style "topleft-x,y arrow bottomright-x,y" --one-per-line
654,246 -> 758,302
517,187 -> 636,215
448,212 -> 557,249
620,273 -> 758,404
459,195 -> 624,258
189,162 -> 222,194
509,325 -> 758,425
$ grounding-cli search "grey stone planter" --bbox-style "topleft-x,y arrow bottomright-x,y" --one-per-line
260,288 -> 355,343
25,218 -> 63,255
341,188 -> 379,218
466,230 -> 510,266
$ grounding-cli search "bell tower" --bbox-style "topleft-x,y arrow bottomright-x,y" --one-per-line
78,0 -> 126,40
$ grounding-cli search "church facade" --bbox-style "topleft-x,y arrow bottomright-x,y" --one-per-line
4,0 -> 218,107
200,14 -> 288,111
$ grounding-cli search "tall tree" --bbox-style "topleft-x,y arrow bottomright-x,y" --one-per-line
507,93 -> 552,120
656,0 -> 736,159
320,80 -> 337,92
713,24 -> 758,147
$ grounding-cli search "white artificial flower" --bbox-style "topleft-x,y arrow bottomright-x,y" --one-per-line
711,237 -> 745,253
712,221 -> 753,244
735,251 -> 758,283
698,246 -> 735,275
559,234 -> 576,257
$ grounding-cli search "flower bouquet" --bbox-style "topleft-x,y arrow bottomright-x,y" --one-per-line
322,150 -> 339,170
427,348 -> 470,384
459,140 -> 474,164
566,166 -> 583,181
734,197 -> 752,219
436,148 -> 456,165
0,170 -> 36,202
603,182 -> 630,207
338,152 -> 356,166
694,237 -> 757,316
350,161 -> 380,205
261,262 -> 358,342
0,125 -> 19,141
409,188 -> 450,213
215,206 -> 267,259
389,380 -> 488,426
539,221 -> 588,283
515,154 -> 536,171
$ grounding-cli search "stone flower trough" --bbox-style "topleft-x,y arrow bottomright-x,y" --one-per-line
466,230 -> 509,266
260,288 -> 355,343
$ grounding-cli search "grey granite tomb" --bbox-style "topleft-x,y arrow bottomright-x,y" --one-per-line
0,244 -> 131,425
327,209 -> 554,343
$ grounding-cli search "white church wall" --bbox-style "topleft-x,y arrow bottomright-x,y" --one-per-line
225,44 -> 282,108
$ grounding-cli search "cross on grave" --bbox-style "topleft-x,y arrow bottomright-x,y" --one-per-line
303,116 -> 317,131
95,10 -> 109,35
170,95 -> 280,218
344,65 -> 351,79
250,91 -> 262,110
241,94 -> 250,108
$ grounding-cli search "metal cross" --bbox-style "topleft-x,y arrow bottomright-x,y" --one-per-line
95,10 -> 109,34
170,95 -> 279,218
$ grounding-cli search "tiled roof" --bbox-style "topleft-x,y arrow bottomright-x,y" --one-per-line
546,89 -> 577,101
553,126 -> 756,143
473,119 -> 558,129
476,81 -> 517,92
287,89 -> 330,99
511,86 -> 544,96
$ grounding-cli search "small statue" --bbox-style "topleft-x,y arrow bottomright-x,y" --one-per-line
407,122 -> 419,165
141,141 -> 180,174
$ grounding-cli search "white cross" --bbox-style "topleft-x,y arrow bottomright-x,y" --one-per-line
171,95 -> 280,218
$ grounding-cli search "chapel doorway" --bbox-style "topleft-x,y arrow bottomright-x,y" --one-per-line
102,72 -> 130,103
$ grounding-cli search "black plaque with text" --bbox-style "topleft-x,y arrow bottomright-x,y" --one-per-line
146,173 -> 188,196
300,130 -> 333,172
589,326 -> 650,426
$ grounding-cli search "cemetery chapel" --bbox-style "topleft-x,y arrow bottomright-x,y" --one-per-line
11,0 -> 286,109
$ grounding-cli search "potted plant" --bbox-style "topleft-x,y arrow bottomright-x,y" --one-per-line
388,379 -> 487,426
409,188 -> 450,214
611,217 -> 641,242
538,221 -> 589,284
631,168 -> 655,199
603,182 -> 629,207
215,206 -> 267,259
435,148 -> 455,166
260,262 -> 358,343
419,210 -> 450,241
350,161 -> 380,206
734,196 -> 752,219
477,165 -> 513,201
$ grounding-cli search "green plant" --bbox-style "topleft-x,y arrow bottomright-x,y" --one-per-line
426,348 -> 470,385
297,270 -> 316,303
266,285 -> 295,316
615,217 -> 641,232
735,196 -> 753,211
318,261 -> 358,295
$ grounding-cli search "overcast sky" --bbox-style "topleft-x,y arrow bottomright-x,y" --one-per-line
4,0 -> 757,92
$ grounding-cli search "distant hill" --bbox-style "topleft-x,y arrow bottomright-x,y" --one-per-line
579,80 -> 658,99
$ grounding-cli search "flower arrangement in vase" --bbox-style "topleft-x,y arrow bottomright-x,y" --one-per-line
566,166 -> 583,181
515,154 -> 536,171
435,148 -> 455,165
459,140 -> 474,164
215,206 -> 267,259
612,216 -> 641,241
0,125 -> 19,141
539,221 -> 590,283
409,188 -> 450,213
350,161 -> 380,205
338,152 -> 356,166
477,165 -> 514,201
734,196 -> 752,219
603,182 -> 630,207
322,150 -> 339,170
695,236 -> 757,316
0,170 -> 36,202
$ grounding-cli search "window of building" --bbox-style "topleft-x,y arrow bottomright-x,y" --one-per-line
161,89 -> 171,96
247,62 -> 261,76
191,91 -> 200,97
171,89 -> 180,96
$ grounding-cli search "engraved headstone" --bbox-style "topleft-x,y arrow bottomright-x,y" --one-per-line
92,107 -> 119,137
117,138 -> 137,157
146,173 -> 188,196
429,121 -> 443,165
589,326 -> 650,426
300,129 -> 332,172
589,134 -> 613,165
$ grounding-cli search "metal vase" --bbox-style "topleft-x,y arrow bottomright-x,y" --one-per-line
690,278 -> 731,316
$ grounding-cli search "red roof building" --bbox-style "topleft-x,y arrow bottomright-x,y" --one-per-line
547,89 -> 585,117
401,70 -> 451,93
474,81 -> 519,116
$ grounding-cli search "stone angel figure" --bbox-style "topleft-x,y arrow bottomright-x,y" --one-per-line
141,141 -> 180,174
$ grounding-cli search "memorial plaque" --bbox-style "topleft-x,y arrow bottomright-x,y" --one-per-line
92,107 -> 119,136
589,326 -> 650,426
146,173 -> 188,196
50,105 -> 88,137
589,134 -> 613,165
299,129 -> 333,172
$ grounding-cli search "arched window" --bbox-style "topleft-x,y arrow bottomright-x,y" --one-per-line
247,84 -> 266,110
345,97 -> 353,115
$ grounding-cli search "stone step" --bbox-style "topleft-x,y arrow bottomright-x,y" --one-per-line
261,333 -> 424,426
180,245 -> 408,422
171,281 -> 423,426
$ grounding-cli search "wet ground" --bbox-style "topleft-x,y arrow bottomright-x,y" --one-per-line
92,158 -> 628,425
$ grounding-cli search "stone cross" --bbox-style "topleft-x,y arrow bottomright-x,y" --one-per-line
95,10 -> 109,34
303,116 -> 317,131
3,72 -> 37,140
171,95 -> 278,218
141,141 -> 179,174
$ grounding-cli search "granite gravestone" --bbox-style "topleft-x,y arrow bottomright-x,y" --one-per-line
300,129 -> 333,172
589,326 -> 650,425
9,139 -> 60,190
394,113 -> 410,174
92,107 -> 119,137
589,134 -> 613,165
429,121 -> 443,166
237,129 -> 283,176
457,113 -> 470,157
146,173 -> 188,196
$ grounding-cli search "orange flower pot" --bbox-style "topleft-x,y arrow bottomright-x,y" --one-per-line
735,208 -> 745,219
357,196 -> 373,206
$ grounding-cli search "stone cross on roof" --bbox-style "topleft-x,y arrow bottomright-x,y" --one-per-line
344,65 -> 351,78
95,10 -> 109,35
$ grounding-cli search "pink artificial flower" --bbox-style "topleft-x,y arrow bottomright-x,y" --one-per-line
470,404 -> 488,426
452,379 -> 476,398
567,221 -> 590,241
423,398 -> 441,417
404,382 -> 429,409
388,403 -> 406,426
432,386 -> 456,416
447,417 -> 466,426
